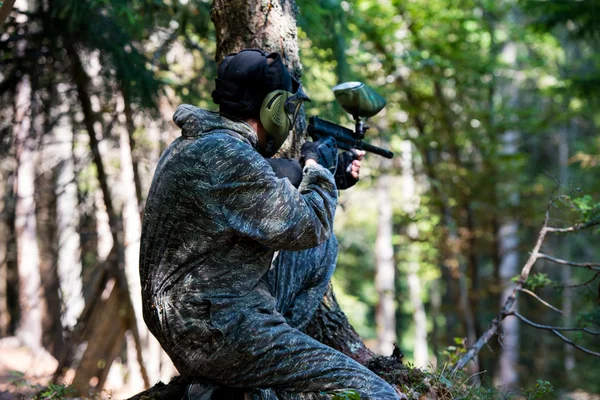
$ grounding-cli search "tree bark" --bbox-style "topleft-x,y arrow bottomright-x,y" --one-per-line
35,160 -> 65,358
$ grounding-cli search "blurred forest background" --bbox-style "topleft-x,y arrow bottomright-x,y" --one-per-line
0,0 -> 599,398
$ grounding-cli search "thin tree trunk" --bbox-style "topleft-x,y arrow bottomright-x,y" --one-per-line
35,161 -> 65,358
375,173 -> 396,356
123,93 -> 144,215
494,40 -> 521,389
55,121 -> 84,330
0,167 -> 8,336
14,74 -> 43,351
400,140 -> 429,367
558,126 -> 575,374
2,168 -> 18,335
69,277 -> 128,393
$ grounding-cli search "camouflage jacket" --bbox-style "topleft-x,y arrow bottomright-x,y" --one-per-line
139,105 -> 337,336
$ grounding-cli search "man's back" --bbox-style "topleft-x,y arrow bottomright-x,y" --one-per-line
140,106 -> 337,344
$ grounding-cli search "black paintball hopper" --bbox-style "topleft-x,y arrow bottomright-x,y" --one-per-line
332,82 -> 386,119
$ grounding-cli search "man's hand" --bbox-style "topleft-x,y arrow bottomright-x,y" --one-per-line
300,138 -> 338,173
335,150 -> 365,190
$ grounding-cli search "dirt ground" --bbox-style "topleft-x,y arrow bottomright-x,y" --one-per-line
0,337 -> 134,400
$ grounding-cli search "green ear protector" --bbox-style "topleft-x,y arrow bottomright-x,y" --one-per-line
259,77 -> 310,157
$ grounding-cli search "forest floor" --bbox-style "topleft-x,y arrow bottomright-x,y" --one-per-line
0,337 -> 136,400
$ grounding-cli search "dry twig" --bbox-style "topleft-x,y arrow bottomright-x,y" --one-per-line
452,200 -> 600,373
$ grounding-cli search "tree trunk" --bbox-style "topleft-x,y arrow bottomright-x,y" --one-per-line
55,121 -> 84,330
400,140 -> 429,368
375,172 -> 396,356
558,125 -> 575,374
0,166 -> 9,336
493,40 -> 521,389
69,277 -> 128,393
14,73 -> 43,351
35,159 -> 65,358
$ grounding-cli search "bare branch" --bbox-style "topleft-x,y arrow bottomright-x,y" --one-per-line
0,0 -> 17,27
452,212 -> 550,372
538,253 -> 600,271
518,288 -> 563,314
564,272 -> 600,289
507,312 -> 600,335
507,312 -> 600,357
545,217 -> 600,233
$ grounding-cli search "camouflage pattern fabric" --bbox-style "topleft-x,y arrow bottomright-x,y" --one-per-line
139,105 -> 398,400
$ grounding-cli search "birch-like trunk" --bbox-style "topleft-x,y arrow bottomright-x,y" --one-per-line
558,126 -> 575,374
495,43 -> 521,388
375,173 -> 396,356
14,74 -> 43,351
55,119 -> 84,330
399,140 -> 429,367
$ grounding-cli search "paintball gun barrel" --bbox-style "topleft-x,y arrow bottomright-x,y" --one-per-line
307,82 -> 394,159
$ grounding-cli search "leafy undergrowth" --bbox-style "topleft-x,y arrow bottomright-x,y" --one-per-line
367,360 -> 554,400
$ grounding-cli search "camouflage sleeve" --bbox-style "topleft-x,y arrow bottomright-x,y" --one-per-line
206,132 -> 337,251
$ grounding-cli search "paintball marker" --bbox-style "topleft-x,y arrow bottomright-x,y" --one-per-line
307,82 -> 394,159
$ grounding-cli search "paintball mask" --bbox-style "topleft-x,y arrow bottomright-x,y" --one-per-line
212,49 -> 310,157
260,75 -> 309,157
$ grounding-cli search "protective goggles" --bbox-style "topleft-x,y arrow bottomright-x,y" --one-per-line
284,76 -> 311,126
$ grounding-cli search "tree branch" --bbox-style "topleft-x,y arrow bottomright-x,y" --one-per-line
507,312 -> 600,357
452,211 -> 550,372
0,0 -> 17,27
518,288 -> 563,314
537,253 -> 600,271
545,217 -> 600,233
563,272 -> 600,289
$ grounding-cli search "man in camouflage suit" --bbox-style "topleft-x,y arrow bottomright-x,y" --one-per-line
140,49 -> 399,400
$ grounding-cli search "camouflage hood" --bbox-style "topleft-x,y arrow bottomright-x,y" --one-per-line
173,104 -> 258,149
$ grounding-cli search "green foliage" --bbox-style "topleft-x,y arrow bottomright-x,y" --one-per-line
440,337 -> 468,365
34,383 -> 76,400
514,272 -> 554,291
523,380 -> 554,400
571,194 -> 600,224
